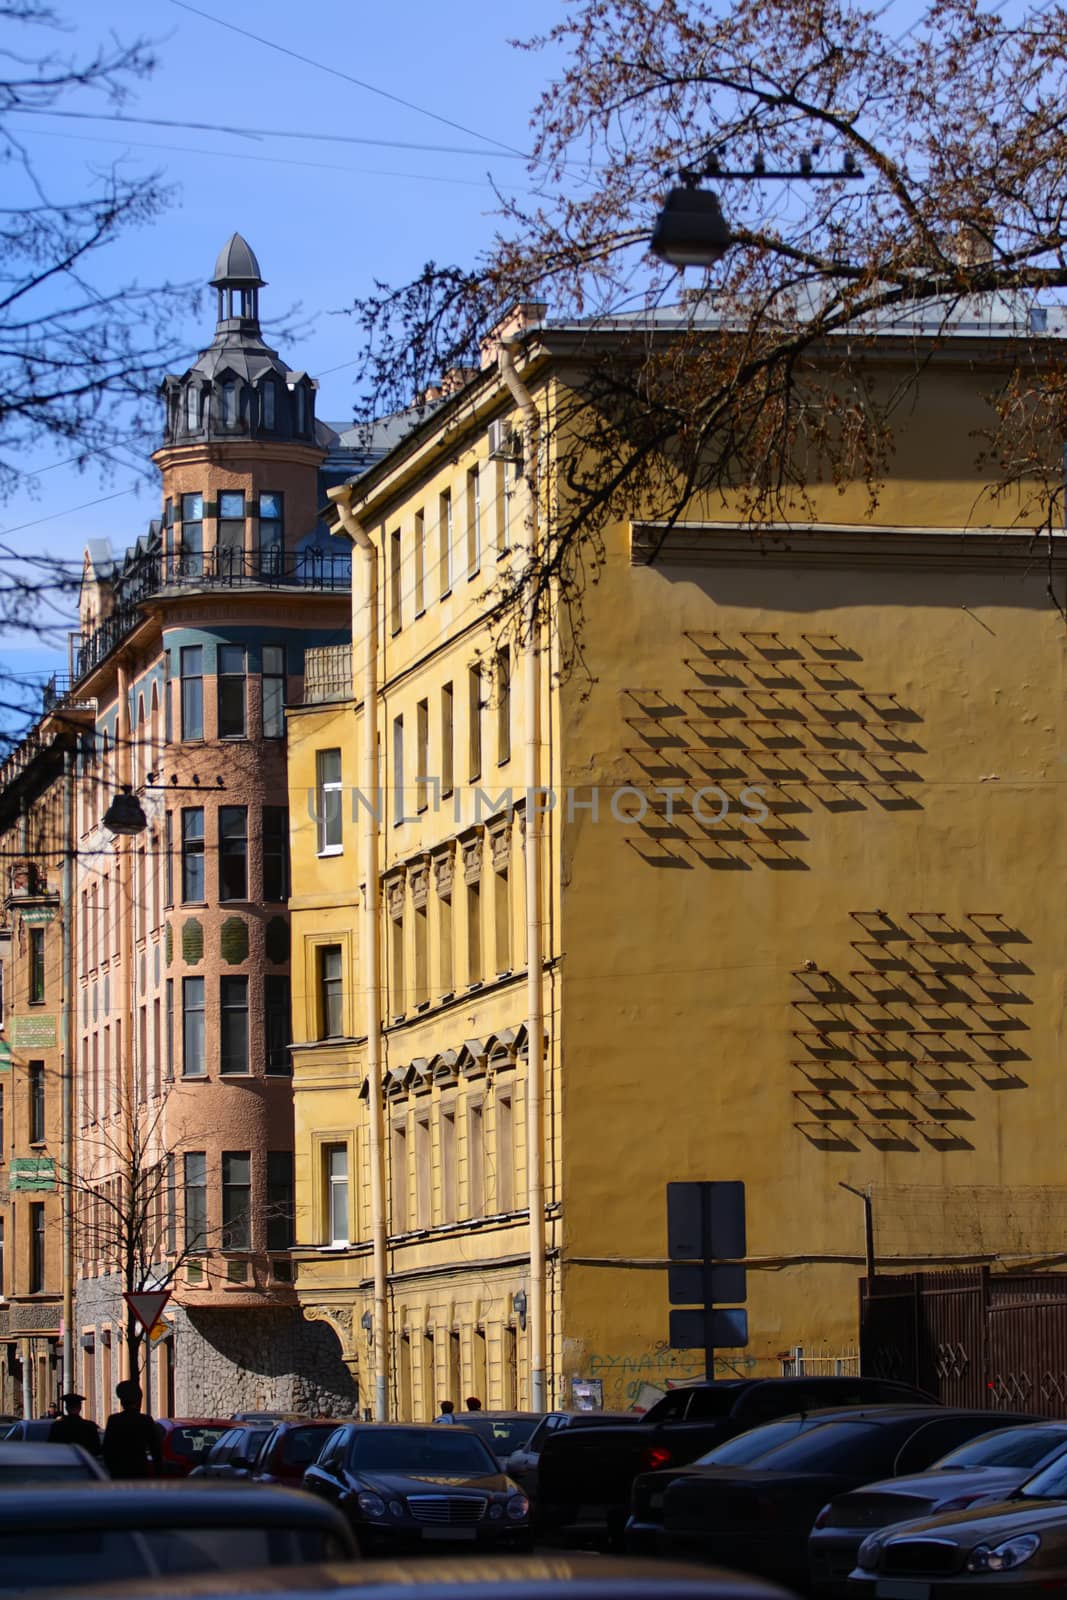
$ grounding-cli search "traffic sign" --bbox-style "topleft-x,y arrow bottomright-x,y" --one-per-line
668,1263 -> 747,1306
667,1181 -> 746,1261
669,1308 -> 749,1350
123,1290 -> 171,1335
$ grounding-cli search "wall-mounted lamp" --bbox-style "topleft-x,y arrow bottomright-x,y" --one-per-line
102,787 -> 148,836
513,1289 -> 528,1332
360,1310 -> 374,1345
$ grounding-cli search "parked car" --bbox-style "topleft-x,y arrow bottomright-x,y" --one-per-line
0,1481 -> 356,1588
457,1412 -> 542,1468
848,1442 -> 1067,1594
253,1420 -> 349,1486
188,1424 -> 273,1480
2,1419 -> 97,1445
0,1441 -> 107,1482
660,1406 -> 1032,1590
30,1553 -> 802,1600
536,1375 -> 938,1545
626,1405 -> 924,1554
506,1412 -> 632,1501
302,1422 -> 532,1555
810,1417 -> 1067,1595
155,1419 -> 232,1479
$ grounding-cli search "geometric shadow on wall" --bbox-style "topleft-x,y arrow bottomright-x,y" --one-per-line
621,630 -> 925,871
792,910 -> 1032,1155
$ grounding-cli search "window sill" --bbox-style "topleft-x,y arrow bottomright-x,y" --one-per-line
180,902 -> 209,910
28,1141 -> 46,1151
317,848 -> 343,859
468,567 -> 481,581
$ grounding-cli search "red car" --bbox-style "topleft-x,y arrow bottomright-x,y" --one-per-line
252,1420 -> 348,1486
155,1418 -> 232,1478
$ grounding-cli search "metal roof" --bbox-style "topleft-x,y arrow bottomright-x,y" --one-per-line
210,233 -> 265,289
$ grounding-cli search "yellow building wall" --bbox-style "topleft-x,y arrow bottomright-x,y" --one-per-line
553,360 -> 1067,1408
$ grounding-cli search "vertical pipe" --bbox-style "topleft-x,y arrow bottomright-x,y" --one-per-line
61,749 -> 75,1394
328,490 -> 388,1422
21,1338 -> 31,1419
116,663 -> 138,1385
498,342 -> 546,1412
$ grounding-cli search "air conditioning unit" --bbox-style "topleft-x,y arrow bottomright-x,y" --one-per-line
487,419 -> 522,462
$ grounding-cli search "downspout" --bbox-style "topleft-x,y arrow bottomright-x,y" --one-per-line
61,748 -> 75,1395
498,340 -> 546,1413
328,486 -> 388,1422
116,660 -> 136,1380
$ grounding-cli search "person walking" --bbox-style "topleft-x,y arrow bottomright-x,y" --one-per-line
49,1393 -> 101,1455
101,1380 -> 162,1479
465,1396 -> 482,1411
434,1400 -> 456,1424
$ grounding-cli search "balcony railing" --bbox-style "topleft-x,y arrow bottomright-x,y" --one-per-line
304,644 -> 352,704
76,547 -> 351,679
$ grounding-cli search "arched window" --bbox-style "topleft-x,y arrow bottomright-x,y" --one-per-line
185,386 -> 200,431
261,382 -> 276,430
222,383 -> 239,427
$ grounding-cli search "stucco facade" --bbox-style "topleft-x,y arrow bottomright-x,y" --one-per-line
288,300 -> 1067,1415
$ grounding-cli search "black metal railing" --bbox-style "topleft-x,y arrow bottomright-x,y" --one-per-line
76,547 -> 351,679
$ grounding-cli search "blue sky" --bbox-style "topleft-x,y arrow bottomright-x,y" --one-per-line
0,0 -> 566,710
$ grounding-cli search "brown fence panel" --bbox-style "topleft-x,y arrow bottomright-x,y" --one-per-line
987,1276 -> 1067,1417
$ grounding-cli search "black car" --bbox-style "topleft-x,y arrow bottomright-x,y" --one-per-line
507,1412 -> 633,1502
303,1423 -> 531,1554
188,1424 -> 272,1480
660,1406 -> 1033,1590
626,1405 -> 920,1554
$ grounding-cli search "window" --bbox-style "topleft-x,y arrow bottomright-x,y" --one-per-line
261,383 -> 276,431
184,1153 -> 207,1251
439,488 -> 453,596
267,1152 -> 294,1250
316,749 -> 342,854
468,1104 -> 485,1217
391,1122 -> 408,1232
218,806 -> 248,901
391,910 -> 405,1019
416,1116 -> 431,1228
29,1202 -> 45,1294
180,646 -> 204,740
416,700 -> 429,812
294,384 -> 307,434
28,929 -> 45,1004
414,510 -> 425,614
393,716 -> 405,826
466,466 -> 481,576
390,529 -> 402,633
181,808 -> 205,902
182,978 -> 206,1078
185,387 -> 200,433
496,647 -> 511,764
220,976 -> 249,1075
494,860 -> 511,973
217,490 -> 244,572
414,901 -> 428,1008
440,1109 -> 456,1223
180,494 -> 203,577
441,683 -> 454,797
318,945 -> 343,1039
263,806 -> 290,900
222,1152 -> 251,1250
265,975 -> 292,1075
262,644 -> 285,737
495,460 -> 510,554
438,879 -> 454,998
258,492 -> 283,575
166,980 -> 174,1081
468,664 -> 483,781
222,384 -> 239,428
0,1082 -> 5,1158
29,1062 -> 45,1144
467,878 -> 482,985
325,1144 -> 349,1245
217,644 -> 246,738
497,1095 -> 514,1211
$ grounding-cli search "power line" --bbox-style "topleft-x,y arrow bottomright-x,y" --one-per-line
0,488 -> 139,539
164,0 -> 527,159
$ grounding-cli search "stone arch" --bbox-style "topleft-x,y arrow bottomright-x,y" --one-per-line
301,1304 -> 361,1387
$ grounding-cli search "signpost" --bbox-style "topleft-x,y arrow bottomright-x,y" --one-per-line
122,1291 -> 171,1418
667,1181 -> 748,1379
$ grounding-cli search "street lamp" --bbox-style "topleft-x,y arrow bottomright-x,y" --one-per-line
102,788 -> 148,836
651,187 -> 733,268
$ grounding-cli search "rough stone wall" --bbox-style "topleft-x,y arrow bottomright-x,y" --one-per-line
173,1306 -> 359,1417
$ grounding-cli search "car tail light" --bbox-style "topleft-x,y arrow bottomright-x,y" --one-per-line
640,1446 -> 673,1471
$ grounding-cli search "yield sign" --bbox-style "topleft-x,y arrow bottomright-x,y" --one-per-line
123,1290 -> 171,1335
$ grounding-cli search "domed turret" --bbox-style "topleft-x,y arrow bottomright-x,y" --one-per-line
158,235 -> 317,448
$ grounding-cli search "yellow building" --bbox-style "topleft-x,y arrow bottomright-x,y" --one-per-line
289,298 -> 1067,1417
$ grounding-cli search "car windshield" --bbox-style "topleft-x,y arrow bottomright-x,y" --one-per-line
349,1429 -> 498,1475
697,1416 -> 814,1466
166,1427 -> 229,1461
737,1420 -> 892,1474
280,1427 -> 335,1467
1017,1451 -> 1067,1500
462,1417 -> 538,1454
935,1426 -> 1067,1471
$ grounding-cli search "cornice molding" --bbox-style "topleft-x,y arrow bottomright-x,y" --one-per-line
631,521 -> 1067,572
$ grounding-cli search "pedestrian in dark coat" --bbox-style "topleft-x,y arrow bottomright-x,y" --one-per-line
49,1393 -> 101,1455
101,1380 -> 162,1479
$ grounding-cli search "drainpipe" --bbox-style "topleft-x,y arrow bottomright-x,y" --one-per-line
328,486 -> 388,1423
61,749 -> 75,1395
498,340 -> 546,1413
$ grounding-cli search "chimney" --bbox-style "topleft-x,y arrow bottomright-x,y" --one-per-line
479,302 -> 548,370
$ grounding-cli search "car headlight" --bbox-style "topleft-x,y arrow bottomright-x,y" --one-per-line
507,1494 -> 530,1521
856,1534 -> 885,1571
966,1533 -> 1041,1573
357,1492 -> 387,1519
